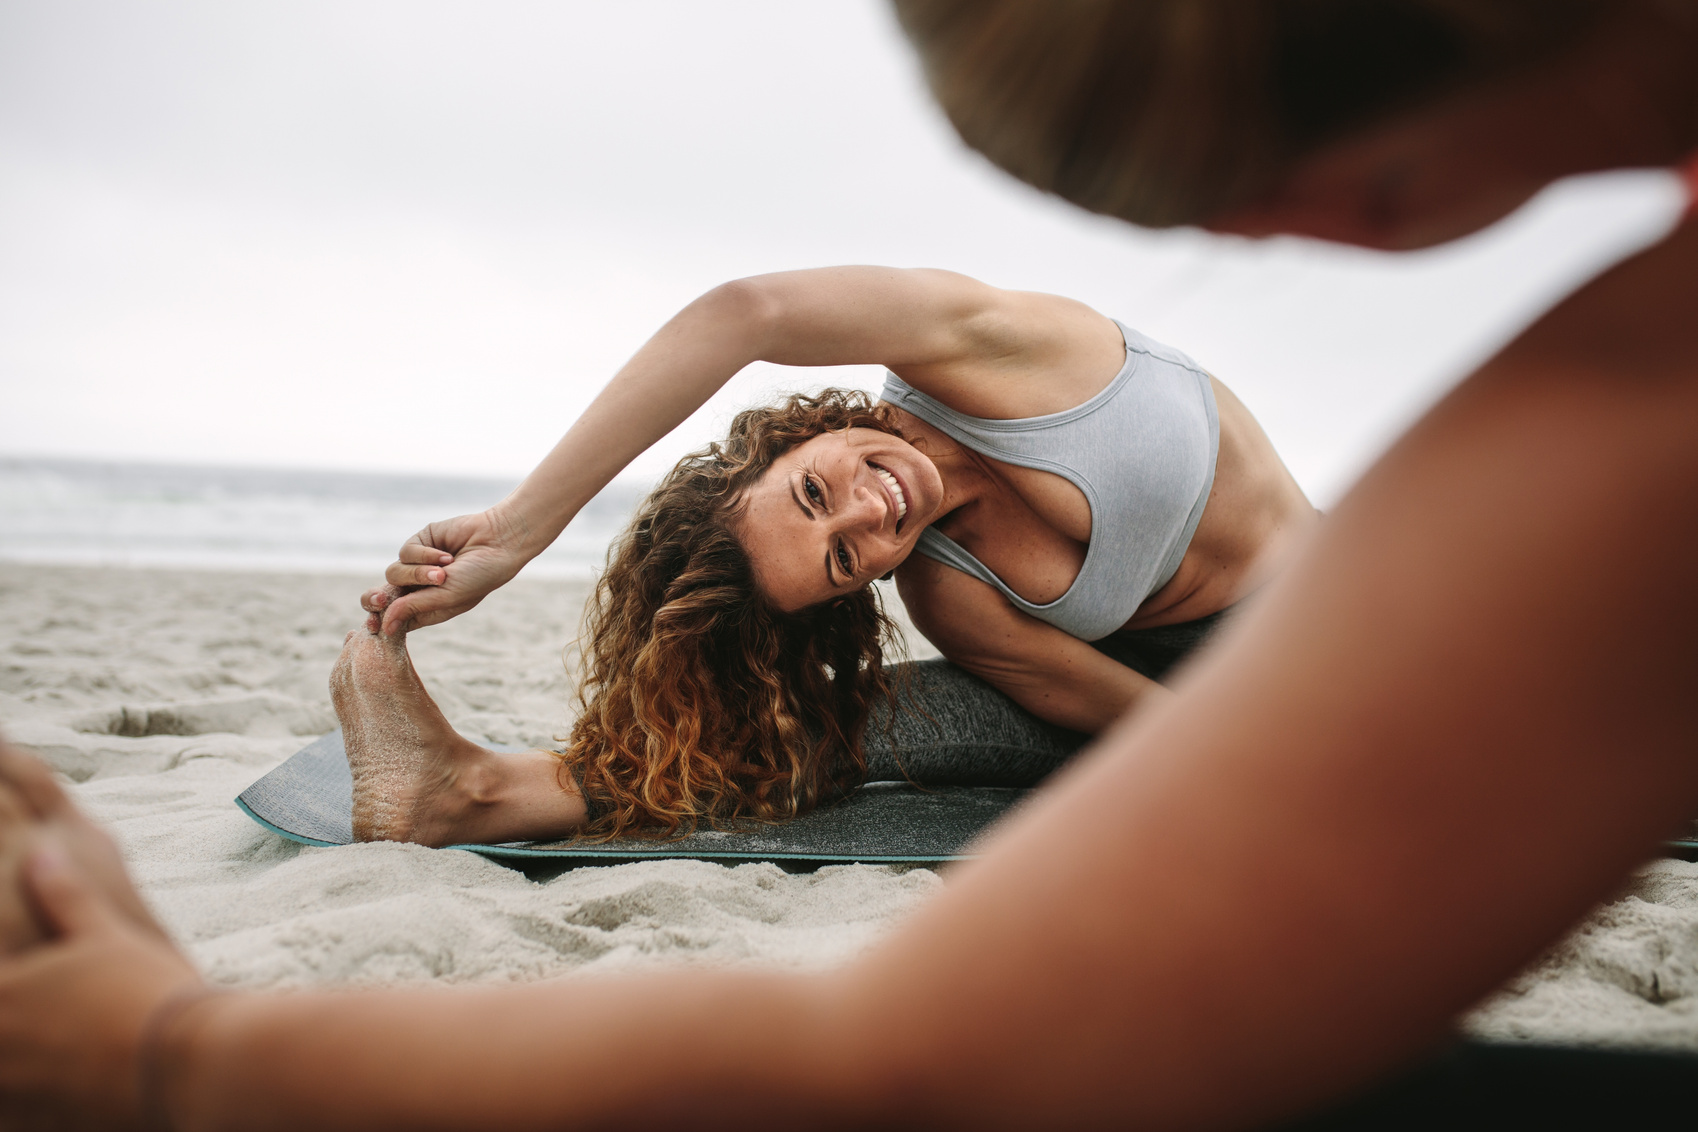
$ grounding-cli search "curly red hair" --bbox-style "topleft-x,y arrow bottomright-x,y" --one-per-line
562,389 -> 909,839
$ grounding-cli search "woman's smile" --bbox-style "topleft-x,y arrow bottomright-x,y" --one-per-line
869,461 -> 909,529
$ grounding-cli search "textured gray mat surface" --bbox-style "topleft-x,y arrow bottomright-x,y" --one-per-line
237,732 -> 1025,863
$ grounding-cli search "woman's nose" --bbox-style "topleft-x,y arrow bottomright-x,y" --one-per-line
845,483 -> 887,529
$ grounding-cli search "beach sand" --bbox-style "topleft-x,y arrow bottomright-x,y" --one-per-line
2,561 -> 1696,1047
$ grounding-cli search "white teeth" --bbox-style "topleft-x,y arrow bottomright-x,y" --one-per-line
873,465 -> 907,520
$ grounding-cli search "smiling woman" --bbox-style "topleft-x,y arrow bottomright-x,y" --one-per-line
332,265 -> 1314,841
738,414 -> 942,612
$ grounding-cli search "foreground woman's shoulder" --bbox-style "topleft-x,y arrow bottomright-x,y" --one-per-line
1502,217 -> 1698,383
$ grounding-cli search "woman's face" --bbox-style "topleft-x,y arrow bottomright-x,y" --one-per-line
1206,10 -> 1691,251
738,426 -> 946,612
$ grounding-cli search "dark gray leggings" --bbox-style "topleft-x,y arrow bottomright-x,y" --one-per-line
862,608 -> 1231,787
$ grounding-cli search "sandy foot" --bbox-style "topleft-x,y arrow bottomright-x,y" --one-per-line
330,626 -> 494,846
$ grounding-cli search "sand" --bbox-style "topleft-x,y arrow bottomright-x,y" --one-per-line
2,561 -> 1696,1048
0,564 -> 940,987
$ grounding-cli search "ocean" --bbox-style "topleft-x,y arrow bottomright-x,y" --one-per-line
0,455 -> 647,580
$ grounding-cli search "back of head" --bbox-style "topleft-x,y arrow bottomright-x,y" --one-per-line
893,0 -> 1607,227
565,390 -> 906,839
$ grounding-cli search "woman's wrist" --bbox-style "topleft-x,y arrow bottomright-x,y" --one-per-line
489,489 -> 575,563
138,985 -> 236,1132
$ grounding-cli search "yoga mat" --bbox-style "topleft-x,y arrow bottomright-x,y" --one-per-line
237,731 -> 1026,865
1668,826 -> 1698,861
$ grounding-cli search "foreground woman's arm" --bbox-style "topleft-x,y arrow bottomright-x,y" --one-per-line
370,266 -> 1106,633
6,226 -> 1698,1129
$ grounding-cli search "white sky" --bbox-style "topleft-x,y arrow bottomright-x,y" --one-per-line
0,1 -> 1685,505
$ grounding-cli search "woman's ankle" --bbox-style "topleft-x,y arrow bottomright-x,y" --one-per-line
450,748 -> 588,845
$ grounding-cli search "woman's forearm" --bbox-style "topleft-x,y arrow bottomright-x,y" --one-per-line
991,654 -> 1166,734
165,970 -> 873,1132
907,577 -> 1170,734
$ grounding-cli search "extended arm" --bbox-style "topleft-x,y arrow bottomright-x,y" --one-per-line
374,266 -> 1112,631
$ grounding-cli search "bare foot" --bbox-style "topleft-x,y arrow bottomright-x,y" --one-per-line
329,625 -> 588,846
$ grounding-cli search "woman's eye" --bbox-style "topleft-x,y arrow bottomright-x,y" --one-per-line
836,544 -> 853,577
803,475 -> 823,504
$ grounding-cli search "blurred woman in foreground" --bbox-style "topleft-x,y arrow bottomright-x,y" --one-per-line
4,1 -> 1698,1127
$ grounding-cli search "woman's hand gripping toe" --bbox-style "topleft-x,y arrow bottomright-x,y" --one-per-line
361,507 -> 534,635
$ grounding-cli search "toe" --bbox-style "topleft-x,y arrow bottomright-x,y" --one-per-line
386,563 -> 445,587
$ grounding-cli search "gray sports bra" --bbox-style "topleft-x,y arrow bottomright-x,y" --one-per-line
878,320 -> 1219,642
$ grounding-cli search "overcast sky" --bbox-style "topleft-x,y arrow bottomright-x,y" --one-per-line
0,1 -> 1685,505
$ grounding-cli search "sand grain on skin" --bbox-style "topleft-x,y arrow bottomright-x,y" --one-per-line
332,629 -> 428,842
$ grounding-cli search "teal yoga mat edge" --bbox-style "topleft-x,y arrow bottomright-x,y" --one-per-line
443,842 -> 973,863
233,796 -> 342,849
235,793 -> 976,864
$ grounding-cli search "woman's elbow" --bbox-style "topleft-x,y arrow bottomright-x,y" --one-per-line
688,277 -> 784,351
672,278 -> 784,361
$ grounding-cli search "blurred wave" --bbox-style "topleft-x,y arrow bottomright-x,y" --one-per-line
0,455 -> 645,579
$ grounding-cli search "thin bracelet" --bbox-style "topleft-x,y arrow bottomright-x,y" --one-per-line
136,983 -> 225,1132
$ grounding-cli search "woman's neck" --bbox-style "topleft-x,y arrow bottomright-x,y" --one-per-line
892,409 -> 994,527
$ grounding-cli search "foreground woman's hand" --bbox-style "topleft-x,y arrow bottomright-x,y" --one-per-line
0,845 -> 204,1132
363,507 -> 534,634
0,743 -> 168,953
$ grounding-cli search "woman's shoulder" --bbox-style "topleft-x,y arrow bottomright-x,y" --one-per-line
887,295 -> 1132,421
